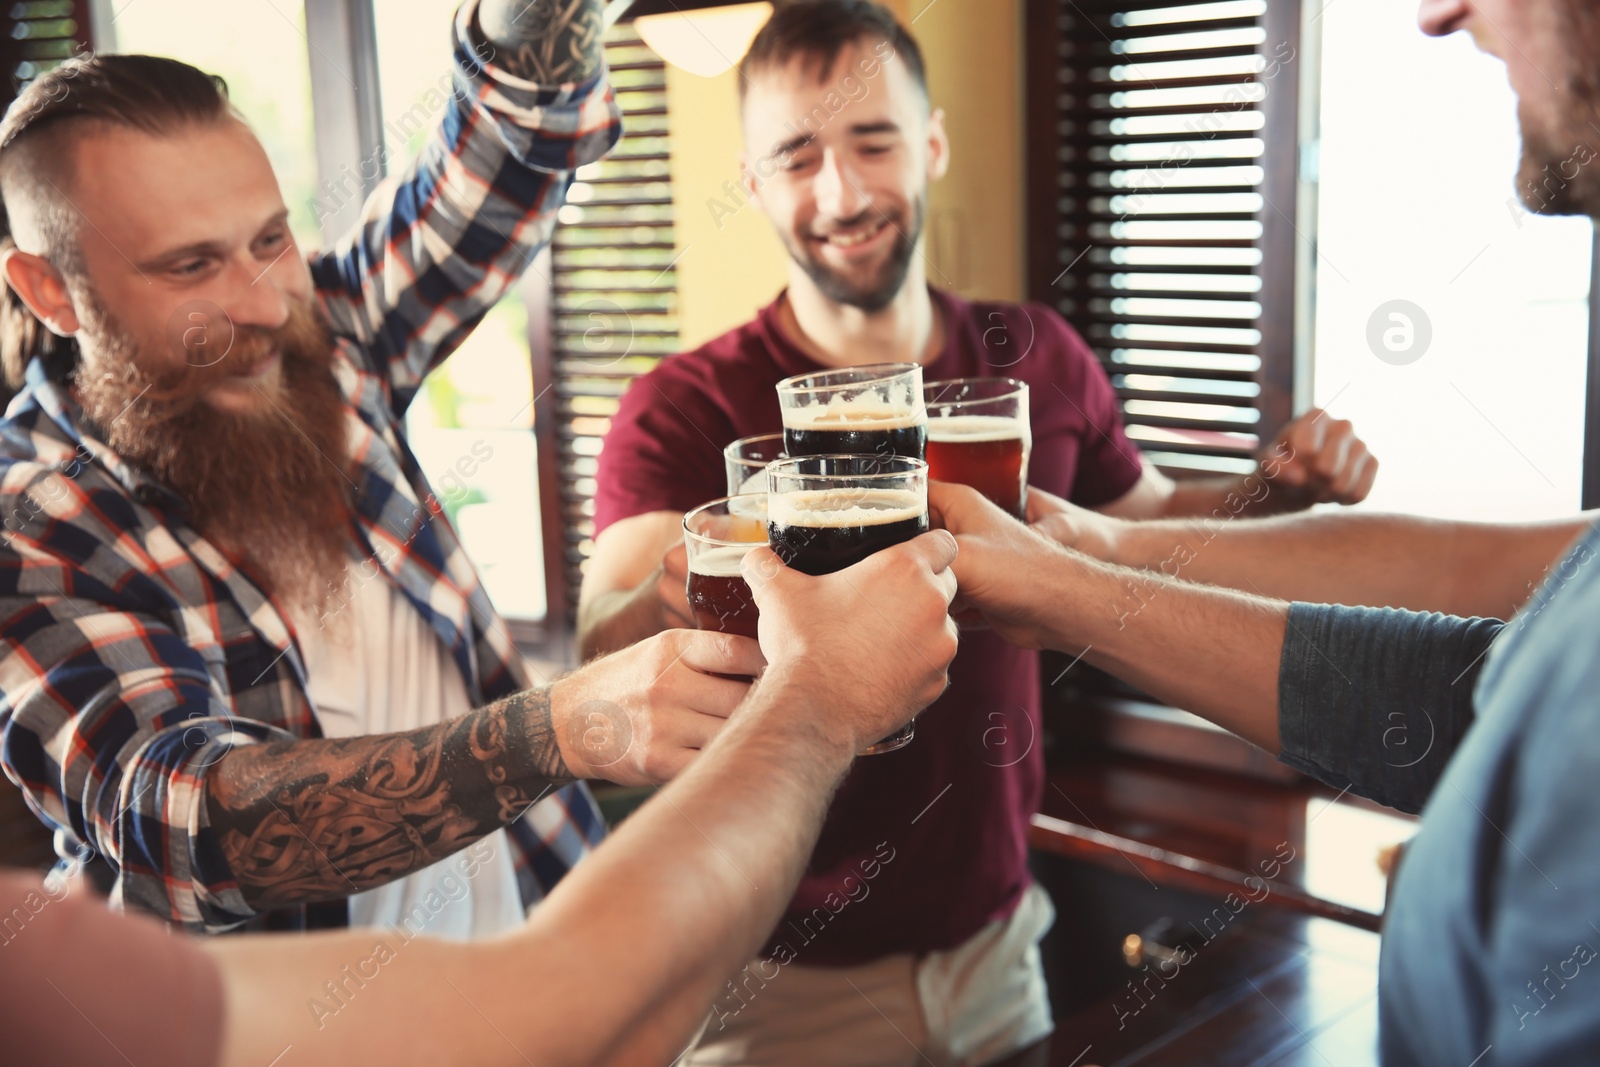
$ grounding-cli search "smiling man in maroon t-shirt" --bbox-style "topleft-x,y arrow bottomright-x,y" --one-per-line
581,3 -> 1377,1064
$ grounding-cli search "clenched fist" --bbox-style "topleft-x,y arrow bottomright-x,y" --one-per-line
1258,409 -> 1378,506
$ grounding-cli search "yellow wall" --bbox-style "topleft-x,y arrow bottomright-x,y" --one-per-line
665,60 -> 792,350
664,0 -> 1025,351
916,0 -> 1025,304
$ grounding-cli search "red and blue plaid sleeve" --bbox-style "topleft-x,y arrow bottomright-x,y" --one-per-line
0,466 -> 294,932
307,0 -> 622,420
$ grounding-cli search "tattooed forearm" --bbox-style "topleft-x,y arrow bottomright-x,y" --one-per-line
477,0 -> 607,85
207,687 -> 569,910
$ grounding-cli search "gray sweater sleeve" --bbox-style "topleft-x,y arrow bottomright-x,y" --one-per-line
1276,603 -> 1504,815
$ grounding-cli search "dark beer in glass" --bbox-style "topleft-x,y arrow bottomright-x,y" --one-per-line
924,378 -> 1031,519
766,455 -> 929,755
683,495 -> 767,640
723,432 -> 786,497
776,363 -> 928,463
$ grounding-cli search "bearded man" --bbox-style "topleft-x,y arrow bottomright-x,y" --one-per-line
929,1 -> 1600,1063
0,0 -> 763,937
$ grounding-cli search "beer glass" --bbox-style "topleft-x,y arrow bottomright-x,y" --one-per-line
766,455 -> 929,754
776,363 -> 927,462
723,433 -> 785,496
924,377 -> 1032,519
682,495 -> 768,640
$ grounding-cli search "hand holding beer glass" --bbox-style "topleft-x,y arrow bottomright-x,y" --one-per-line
766,454 -> 930,754
924,378 -> 1031,519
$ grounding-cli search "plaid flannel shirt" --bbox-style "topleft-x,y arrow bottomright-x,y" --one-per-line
0,0 -> 617,934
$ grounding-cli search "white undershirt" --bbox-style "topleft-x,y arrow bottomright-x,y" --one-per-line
291,565 -> 526,941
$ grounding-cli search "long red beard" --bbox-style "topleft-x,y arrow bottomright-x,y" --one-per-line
74,294 -> 354,620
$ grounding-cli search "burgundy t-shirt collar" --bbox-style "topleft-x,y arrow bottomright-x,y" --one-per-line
754,286 -> 970,380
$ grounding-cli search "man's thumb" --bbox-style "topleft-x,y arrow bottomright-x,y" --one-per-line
740,546 -> 788,605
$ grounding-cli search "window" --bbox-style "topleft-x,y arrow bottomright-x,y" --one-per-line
1311,0 -> 1591,522
371,0 -> 552,625
1024,0 -> 1304,477
0,2 -> 91,866
108,1 -> 321,247
547,21 -> 680,622
361,12 -> 682,631
2,0 -> 89,97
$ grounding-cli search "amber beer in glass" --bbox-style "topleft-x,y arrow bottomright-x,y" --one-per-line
723,433 -> 786,497
682,495 -> 767,640
766,455 -> 929,754
924,378 -> 1031,519
776,363 -> 928,463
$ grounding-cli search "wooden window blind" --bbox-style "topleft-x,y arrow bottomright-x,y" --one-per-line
3,0 -> 88,96
0,1 -> 91,414
1024,0 -> 1303,476
542,22 -> 679,622
0,0 -> 90,868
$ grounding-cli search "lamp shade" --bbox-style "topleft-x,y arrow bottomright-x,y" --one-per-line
634,2 -> 773,78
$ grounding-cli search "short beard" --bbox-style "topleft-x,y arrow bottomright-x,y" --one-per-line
73,291 -> 354,621
785,198 -> 924,312
1515,1 -> 1600,216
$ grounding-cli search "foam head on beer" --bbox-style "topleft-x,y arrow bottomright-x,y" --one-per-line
683,495 -> 767,639
777,363 -> 929,460
781,389 -> 924,429
780,389 -> 928,461
767,485 -> 928,576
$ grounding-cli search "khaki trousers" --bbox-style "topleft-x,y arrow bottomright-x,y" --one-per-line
679,882 -> 1056,1067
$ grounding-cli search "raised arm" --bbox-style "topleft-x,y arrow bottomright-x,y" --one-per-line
932,482 -> 1505,813
308,0 -> 619,415
1037,485 -> 1593,619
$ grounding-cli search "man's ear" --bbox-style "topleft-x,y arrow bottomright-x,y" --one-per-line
0,247 -> 79,336
926,106 -> 950,183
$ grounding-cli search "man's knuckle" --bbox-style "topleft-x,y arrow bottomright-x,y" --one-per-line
644,672 -> 673,705
640,751 -> 667,781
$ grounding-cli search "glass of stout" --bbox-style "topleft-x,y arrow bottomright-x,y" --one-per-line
766,454 -> 929,755
924,377 -> 1032,519
776,363 -> 928,462
683,495 -> 768,640
723,433 -> 786,496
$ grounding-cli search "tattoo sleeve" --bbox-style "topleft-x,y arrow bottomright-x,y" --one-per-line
476,0 -> 607,85
207,688 -> 570,911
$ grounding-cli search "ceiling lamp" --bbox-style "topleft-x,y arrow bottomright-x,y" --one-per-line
634,2 -> 773,78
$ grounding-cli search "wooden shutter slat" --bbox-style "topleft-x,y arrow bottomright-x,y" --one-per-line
548,23 -> 681,615
1088,287 -> 1258,301
1081,331 -> 1258,356
1087,72 -> 1263,91
1086,43 -> 1266,65
1058,127 -> 1261,145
